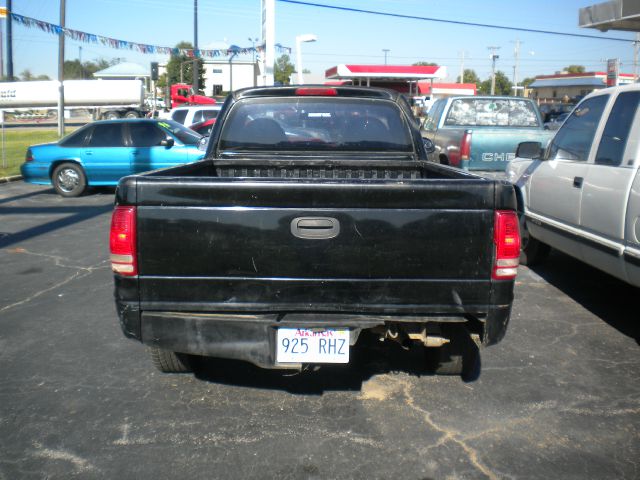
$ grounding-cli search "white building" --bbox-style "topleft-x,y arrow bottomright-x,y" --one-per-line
159,60 -> 259,96
202,61 -> 259,96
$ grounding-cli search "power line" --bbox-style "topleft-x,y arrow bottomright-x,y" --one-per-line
277,0 -> 634,43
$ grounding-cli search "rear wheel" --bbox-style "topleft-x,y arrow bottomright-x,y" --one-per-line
148,347 -> 193,373
519,213 -> 550,266
103,111 -> 120,120
124,110 -> 140,119
52,162 -> 87,197
427,324 -> 479,376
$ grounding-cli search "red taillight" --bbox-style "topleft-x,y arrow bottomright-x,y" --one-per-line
447,131 -> 471,167
460,130 -> 472,161
25,148 -> 34,162
295,87 -> 338,96
493,210 -> 520,280
110,206 -> 137,276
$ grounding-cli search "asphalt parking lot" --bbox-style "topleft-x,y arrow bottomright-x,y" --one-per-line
1,181 -> 638,480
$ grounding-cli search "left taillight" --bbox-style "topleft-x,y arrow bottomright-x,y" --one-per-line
25,148 -> 34,162
110,206 -> 137,276
492,210 -> 520,280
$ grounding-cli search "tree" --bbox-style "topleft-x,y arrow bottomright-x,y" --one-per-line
413,61 -> 438,66
274,54 -> 295,85
521,77 -> 536,88
456,69 -> 481,85
63,58 -> 118,79
565,65 -> 585,74
159,41 -> 206,93
19,70 -> 50,81
479,71 -> 513,95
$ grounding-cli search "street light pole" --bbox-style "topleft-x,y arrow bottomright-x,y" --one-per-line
57,0 -> 66,138
488,46 -> 500,96
193,0 -> 199,94
383,49 -> 390,65
295,34 -> 317,84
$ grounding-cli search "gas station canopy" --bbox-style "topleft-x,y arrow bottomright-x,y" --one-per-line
325,64 -> 447,82
579,0 -> 640,32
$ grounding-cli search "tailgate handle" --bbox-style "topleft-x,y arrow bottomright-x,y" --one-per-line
291,217 -> 340,239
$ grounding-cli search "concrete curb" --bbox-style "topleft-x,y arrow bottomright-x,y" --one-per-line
0,175 -> 23,184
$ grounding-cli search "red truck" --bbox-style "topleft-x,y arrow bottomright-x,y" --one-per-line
169,83 -> 216,109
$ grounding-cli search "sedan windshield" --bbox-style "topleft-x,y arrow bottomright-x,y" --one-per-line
156,119 -> 202,145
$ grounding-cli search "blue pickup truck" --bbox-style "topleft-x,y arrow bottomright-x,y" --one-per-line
421,96 -> 554,173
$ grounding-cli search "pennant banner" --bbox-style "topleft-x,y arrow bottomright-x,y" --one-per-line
10,13 -> 292,58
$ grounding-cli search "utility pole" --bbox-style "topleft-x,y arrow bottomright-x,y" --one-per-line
488,46 -> 500,96
634,33 -> 639,82
459,50 -> 466,84
382,49 -> 390,65
512,39 -> 521,96
193,0 -> 199,94
57,0 -> 66,138
6,0 -> 12,80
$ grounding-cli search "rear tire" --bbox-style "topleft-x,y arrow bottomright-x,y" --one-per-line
124,110 -> 140,119
52,162 -> 87,197
148,347 -> 193,373
519,213 -> 550,266
427,324 -> 479,376
103,111 -> 120,120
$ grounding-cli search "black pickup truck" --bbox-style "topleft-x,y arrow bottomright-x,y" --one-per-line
110,86 -> 520,377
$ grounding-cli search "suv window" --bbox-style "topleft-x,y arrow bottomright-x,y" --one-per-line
129,123 -> 166,147
88,124 -> 125,147
595,91 -> 640,167
547,95 -> 609,162
171,110 -> 188,124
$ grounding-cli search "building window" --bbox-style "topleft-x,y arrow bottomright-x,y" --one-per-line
552,90 -> 557,98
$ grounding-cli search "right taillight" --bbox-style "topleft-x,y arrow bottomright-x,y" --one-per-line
460,130 -> 472,162
110,206 -> 137,276
492,210 -> 520,280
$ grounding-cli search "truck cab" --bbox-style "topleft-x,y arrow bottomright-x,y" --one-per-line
170,83 -> 216,109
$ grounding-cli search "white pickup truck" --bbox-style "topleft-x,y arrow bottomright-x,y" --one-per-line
507,84 -> 640,288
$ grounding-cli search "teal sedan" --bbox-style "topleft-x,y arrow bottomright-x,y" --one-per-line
21,119 -> 206,197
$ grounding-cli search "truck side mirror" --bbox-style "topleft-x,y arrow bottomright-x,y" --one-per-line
160,137 -> 175,148
516,141 -> 542,160
423,138 -> 436,154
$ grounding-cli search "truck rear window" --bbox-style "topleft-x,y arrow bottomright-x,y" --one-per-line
218,97 -> 413,152
444,98 -> 540,127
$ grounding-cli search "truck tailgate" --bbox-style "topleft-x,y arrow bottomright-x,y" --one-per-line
134,177 -> 500,315
467,128 -> 554,171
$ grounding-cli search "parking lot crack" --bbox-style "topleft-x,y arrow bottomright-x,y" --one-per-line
0,257 -> 108,313
400,382 -> 499,480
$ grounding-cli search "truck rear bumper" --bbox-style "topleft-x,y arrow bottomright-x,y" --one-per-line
133,308 -> 512,369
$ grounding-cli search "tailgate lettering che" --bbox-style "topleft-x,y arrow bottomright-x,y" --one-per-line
482,152 -> 516,162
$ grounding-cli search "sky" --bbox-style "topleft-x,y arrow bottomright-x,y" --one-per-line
5,0 -> 638,84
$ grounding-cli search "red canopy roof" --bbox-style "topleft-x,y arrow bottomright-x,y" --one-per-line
325,64 -> 446,80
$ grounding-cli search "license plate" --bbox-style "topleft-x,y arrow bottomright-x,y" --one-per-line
276,328 -> 350,364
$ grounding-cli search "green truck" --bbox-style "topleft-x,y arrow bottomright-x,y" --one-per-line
421,96 -> 555,173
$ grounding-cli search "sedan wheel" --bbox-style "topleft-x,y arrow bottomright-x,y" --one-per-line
52,162 -> 87,197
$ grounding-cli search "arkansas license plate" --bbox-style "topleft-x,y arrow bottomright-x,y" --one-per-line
276,328 -> 350,364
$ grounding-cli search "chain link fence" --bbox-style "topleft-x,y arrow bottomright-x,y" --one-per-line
0,111 -> 84,178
